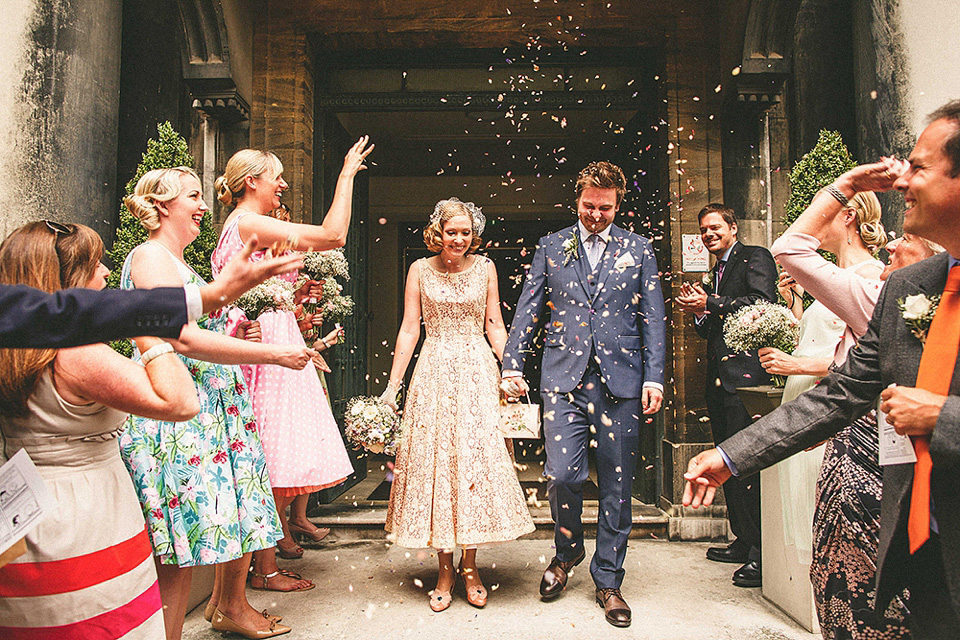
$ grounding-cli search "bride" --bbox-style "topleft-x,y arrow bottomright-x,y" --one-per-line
383,197 -> 534,612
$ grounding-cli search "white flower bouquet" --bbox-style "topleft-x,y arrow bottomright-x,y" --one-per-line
295,250 -> 353,340
343,396 -> 401,455
300,249 -> 350,282
722,300 -> 800,386
233,277 -> 296,320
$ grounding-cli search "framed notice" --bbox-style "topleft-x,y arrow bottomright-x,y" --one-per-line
682,234 -> 709,272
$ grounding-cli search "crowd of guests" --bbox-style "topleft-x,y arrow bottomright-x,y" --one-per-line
1,98 -> 959,640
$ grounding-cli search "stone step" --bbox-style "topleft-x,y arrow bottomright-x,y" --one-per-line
306,500 -> 669,543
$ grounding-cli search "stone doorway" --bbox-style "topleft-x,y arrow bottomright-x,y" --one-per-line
314,47 -> 667,505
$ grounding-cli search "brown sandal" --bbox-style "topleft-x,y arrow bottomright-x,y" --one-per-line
249,569 -> 316,592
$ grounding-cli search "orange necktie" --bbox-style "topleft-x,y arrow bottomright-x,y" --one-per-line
908,265 -> 960,553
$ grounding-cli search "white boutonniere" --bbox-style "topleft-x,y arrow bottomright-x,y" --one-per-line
898,292 -> 940,344
562,231 -> 580,266
701,271 -> 713,290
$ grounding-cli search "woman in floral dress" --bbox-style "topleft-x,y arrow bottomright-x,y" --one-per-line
122,167 -> 314,639
383,198 -> 535,612
211,138 -> 372,588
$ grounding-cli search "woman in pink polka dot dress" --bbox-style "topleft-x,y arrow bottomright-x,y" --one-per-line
211,138 -> 374,590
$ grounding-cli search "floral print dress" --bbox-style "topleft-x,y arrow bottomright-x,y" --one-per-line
118,244 -> 282,567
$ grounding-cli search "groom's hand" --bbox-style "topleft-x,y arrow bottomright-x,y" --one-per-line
641,387 -> 662,415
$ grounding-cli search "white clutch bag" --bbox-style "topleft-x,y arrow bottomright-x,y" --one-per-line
498,394 -> 541,438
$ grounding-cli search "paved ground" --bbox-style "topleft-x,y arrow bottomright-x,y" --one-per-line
183,538 -> 817,640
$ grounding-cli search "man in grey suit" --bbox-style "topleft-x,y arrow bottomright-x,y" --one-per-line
502,161 -> 666,628
683,100 -> 960,639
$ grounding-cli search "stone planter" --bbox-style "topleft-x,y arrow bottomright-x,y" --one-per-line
736,385 -> 784,420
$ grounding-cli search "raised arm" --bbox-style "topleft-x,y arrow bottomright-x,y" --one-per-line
382,261 -> 423,407
130,244 -> 313,369
483,258 -> 509,362
237,137 -> 374,251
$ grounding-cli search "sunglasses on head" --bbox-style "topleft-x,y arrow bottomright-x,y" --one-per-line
43,220 -> 73,236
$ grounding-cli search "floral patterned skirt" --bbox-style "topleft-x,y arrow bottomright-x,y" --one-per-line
120,358 -> 282,567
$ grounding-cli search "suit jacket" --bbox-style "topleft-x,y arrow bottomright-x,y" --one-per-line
721,251 -> 960,615
0,285 -> 187,348
503,223 -> 666,398
694,242 -> 777,393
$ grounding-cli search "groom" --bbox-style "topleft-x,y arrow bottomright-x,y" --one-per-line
502,161 -> 666,628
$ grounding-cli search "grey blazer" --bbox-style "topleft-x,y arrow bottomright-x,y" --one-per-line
722,251 -> 960,615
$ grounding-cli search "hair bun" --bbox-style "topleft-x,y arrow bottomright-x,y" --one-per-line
215,175 -> 233,206
123,194 -> 161,231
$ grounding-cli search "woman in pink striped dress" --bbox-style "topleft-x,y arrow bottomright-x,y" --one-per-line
0,221 -> 200,639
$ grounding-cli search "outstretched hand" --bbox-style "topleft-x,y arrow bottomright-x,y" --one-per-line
837,157 -> 909,195
682,448 -> 732,508
341,135 -> 375,178
202,233 -> 303,313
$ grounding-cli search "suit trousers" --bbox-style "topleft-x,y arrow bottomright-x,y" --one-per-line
706,384 -> 762,556
905,535 -> 960,639
543,361 -> 641,589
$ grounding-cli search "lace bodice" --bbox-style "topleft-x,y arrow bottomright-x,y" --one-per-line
419,256 -> 488,340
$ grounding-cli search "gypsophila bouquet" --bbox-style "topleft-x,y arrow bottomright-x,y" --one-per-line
300,249 -> 350,282
723,300 -> 800,386
898,293 -> 940,344
234,277 -> 296,320
295,249 -> 353,340
344,396 -> 401,455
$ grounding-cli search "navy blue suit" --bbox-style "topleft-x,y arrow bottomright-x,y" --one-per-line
0,285 -> 187,348
503,223 -> 666,588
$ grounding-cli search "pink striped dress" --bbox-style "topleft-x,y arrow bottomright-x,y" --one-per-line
0,369 -> 163,639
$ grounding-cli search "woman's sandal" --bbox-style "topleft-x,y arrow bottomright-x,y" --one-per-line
289,522 -> 331,543
211,608 -> 291,638
206,601 -> 282,625
458,563 -> 488,608
428,587 -> 453,612
249,569 -> 316,592
275,540 -> 304,560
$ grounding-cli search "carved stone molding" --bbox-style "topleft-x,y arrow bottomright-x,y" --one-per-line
316,90 -> 644,112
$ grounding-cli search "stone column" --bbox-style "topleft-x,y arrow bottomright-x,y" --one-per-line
0,0 -> 121,239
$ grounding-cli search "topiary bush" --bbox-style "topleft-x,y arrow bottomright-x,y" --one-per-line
106,121 -> 218,354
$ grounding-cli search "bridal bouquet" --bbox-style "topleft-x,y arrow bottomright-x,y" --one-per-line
234,277 -> 296,320
723,300 -> 800,386
343,396 -> 400,455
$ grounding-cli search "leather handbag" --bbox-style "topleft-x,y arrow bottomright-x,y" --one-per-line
499,394 -> 541,438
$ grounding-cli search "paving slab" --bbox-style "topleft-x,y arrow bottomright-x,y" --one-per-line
183,539 -> 817,640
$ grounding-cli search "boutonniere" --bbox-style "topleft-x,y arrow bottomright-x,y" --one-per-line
898,293 -> 940,344
701,271 -> 714,291
562,231 -> 580,266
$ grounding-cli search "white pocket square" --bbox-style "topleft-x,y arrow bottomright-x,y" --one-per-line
613,252 -> 636,271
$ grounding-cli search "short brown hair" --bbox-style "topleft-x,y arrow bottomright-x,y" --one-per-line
576,162 -> 627,206
927,100 -> 960,177
0,222 -> 104,416
698,203 -> 738,228
423,200 -> 483,253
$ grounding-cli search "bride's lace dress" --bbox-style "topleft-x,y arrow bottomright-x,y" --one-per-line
385,256 -> 534,549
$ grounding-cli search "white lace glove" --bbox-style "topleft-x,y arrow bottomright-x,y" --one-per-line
379,382 -> 400,411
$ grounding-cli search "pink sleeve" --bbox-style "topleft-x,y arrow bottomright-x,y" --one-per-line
771,232 -> 883,337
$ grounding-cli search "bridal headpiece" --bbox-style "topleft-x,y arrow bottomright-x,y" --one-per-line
431,197 -> 486,236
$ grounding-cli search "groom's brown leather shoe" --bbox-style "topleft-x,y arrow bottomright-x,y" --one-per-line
596,588 -> 632,627
539,548 -> 586,599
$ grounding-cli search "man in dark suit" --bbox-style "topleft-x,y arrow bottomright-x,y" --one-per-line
683,100 -> 960,640
0,233 -> 300,348
502,161 -> 666,627
676,204 -> 777,587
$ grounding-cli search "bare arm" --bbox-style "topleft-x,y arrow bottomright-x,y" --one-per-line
386,261 -> 423,389
199,234 -> 303,314
54,339 -> 199,422
483,258 -> 509,362
237,137 -> 374,251
130,244 -> 313,369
